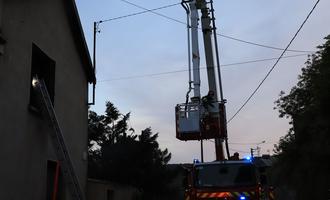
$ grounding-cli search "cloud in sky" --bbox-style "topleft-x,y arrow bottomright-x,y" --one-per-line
77,0 -> 330,163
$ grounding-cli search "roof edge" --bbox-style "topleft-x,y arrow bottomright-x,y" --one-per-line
66,0 -> 96,83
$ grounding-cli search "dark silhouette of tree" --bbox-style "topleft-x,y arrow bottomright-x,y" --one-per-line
88,101 -> 175,199
274,35 -> 330,199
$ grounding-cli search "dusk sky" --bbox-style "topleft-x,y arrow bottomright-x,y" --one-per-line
76,0 -> 330,163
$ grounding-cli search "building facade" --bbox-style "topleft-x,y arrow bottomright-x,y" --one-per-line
87,179 -> 141,200
0,0 -> 95,199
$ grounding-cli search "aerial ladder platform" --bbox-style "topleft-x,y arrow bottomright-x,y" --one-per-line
176,0 -> 229,161
32,77 -> 84,200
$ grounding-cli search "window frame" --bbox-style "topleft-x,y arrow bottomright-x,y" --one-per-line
29,44 -> 56,112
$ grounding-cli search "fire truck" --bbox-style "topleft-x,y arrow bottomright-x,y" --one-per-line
184,160 -> 261,200
175,0 -> 274,200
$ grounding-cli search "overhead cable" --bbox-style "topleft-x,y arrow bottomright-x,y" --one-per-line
119,0 -> 314,53
119,0 -> 187,25
229,142 -> 271,145
98,54 -> 308,82
227,0 -> 320,124
98,2 -> 181,23
229,148 -> 251,154
207,140 -> 251,154
217,33 -> 312,53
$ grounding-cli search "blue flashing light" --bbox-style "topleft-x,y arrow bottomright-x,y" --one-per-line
240,196 -> 246,200
245,156 -> 252,161
193,159 -> 200,164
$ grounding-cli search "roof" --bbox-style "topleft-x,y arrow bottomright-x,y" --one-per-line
65,0 -> 96,83
252,157 -> 276,168
195,160 -> 253,166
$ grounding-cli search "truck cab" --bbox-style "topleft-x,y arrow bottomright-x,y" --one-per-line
185,160 -> 261,200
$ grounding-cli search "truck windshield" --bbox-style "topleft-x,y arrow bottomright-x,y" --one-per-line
194,163 -> 257,188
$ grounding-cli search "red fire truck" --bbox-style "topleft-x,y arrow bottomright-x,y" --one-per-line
176,1 -> 275,199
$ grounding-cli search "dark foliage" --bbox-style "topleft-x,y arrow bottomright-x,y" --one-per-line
274,35 -> 330,199
88,101 -> 176,199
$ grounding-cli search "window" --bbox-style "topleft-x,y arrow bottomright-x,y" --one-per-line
0,33 -> 5,55
29,44 -> 55,110
195,163 -> 257,188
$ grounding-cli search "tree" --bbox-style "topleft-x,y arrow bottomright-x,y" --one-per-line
274,35 -> 330,199
88,101 -> 134,148
88,101 -> 175,199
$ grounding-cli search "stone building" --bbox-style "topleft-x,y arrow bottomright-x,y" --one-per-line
0,0 -> 95,199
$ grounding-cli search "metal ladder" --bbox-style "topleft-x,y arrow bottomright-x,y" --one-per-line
33,78 -> 84,200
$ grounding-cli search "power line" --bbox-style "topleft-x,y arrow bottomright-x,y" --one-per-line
209,139 -> 273,145
229,142 -> 270,145
97,54 -> 308,82
119,0 -> 314,53
227,0 -> 320,124
98,2 -> 181,23
229,148 -> 251,154
119,0 -> 187,25
219,54 -> 307,67
217,33 -> 313,53
99,68 -> 187,82
206,140 -> 251,154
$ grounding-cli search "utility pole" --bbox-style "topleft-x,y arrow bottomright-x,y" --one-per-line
200,139 -> 204,162
250,148 -> 254,158
251,141 -> 265,158
88,21 -> 100,106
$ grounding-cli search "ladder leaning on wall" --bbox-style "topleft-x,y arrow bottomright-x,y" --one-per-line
32,77 -> 84,200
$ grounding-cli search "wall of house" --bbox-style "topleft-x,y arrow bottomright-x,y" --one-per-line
87,179 -> 141,200
0,0 -> 4,40
0,0 -> 3,25
0,0 -> 4,55
0,0 -> 89,199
